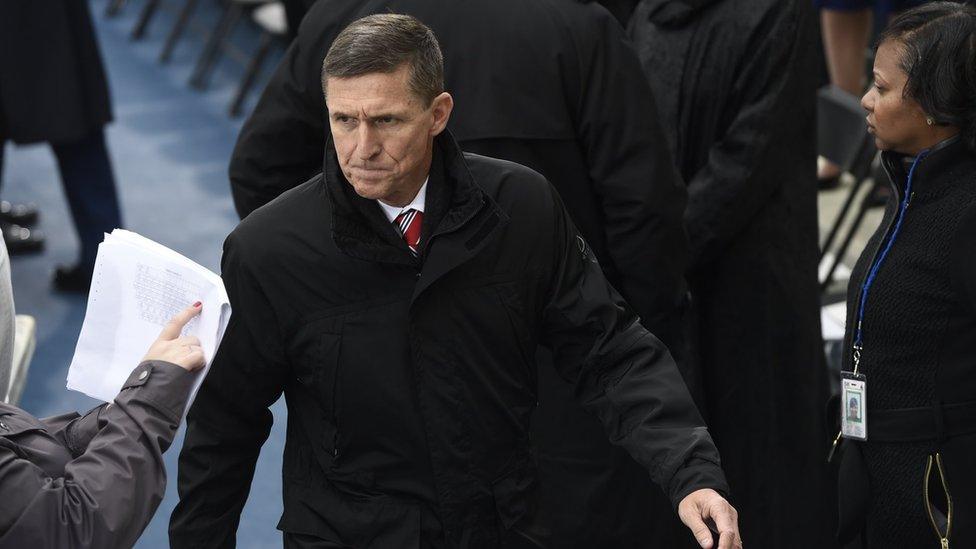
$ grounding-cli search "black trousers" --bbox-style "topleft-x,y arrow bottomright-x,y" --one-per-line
0,128 -> 123,267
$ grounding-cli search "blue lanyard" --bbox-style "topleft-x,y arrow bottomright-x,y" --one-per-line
853,149 -> 930,352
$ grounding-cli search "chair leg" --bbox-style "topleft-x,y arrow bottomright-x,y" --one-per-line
229,33 -> 274,117
159,0 -> 200,63
189,3 -> 243,90
819,179 -> 882,294
131,0 -> 162,40
105,0 -> 128,17
820,172 -> 870,261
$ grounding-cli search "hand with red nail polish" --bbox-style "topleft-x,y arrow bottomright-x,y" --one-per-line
141,303 -> 206,371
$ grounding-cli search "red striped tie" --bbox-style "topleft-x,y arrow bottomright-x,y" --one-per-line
394,209 -> 423,256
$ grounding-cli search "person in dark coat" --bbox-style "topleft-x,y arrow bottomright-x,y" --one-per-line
227,1 -> 691,546
832,4 -> 976,547
170,14 -> 741,549
0,0 -> 124,291
629,1 -> 834,548
0,302 -> 205,548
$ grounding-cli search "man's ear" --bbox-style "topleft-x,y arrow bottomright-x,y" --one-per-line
429,92 -> 454,136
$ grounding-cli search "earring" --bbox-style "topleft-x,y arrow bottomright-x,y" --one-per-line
926,116 -> 935,126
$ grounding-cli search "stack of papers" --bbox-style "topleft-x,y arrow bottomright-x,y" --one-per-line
67,230 -> 231,410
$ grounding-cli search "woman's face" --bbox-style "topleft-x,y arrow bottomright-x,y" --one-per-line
861,40 -> 932,155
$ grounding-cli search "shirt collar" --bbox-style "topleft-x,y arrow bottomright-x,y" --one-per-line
377,177 -> 428,223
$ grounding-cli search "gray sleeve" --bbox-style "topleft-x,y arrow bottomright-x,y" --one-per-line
0,360 -> 194,548
0,231 -> 15,402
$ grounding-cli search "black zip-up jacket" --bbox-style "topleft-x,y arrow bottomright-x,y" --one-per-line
836,137 -> 976,548
171,132 -> 725,548
229,3 -> 691,545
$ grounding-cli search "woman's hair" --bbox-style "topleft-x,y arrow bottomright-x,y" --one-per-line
880,2 -> 976,151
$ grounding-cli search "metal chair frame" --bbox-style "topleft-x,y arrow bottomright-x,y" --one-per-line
816,85 -> 881,296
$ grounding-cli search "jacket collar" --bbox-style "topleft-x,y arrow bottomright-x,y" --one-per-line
881,135 -> 976,199
323,131 -> 509,300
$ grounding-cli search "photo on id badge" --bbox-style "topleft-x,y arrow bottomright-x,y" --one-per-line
841,374 -> 867,440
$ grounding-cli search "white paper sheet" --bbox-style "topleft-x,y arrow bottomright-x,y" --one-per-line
67,230 -> 231,413
821,301 -> 847,342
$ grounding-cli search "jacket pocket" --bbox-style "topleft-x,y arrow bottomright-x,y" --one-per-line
292,328 -> 344,460
924,452 -> 954,549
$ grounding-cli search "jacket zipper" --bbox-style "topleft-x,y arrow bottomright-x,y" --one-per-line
828,162 -> 904,463
924,452 -> 953,548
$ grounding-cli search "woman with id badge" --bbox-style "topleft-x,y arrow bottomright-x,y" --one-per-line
830,3 -> 976,548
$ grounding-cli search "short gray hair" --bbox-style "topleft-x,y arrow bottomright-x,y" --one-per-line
322,14 -> 444,106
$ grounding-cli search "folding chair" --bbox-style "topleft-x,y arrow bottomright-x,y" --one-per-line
159,0 -> 201,63
189,0 -> 270,90
817,85 -> 879,295
3,315 -> 36,406
131,0 -> 164,40
229,2 -> 287,117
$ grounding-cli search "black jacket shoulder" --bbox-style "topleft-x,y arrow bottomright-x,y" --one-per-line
227,173 -> 330,267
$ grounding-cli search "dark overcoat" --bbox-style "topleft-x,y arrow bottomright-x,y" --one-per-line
630,1 -> 835,547
836,138 -> 976,548
228,0 -> 691,546
171,132 -> 727,548
0,0 -> 112,144
0,361 -> 194,548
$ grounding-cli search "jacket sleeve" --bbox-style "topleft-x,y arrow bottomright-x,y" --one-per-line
169,231 -> 287,548
568,6 -> 689,349
0,360 -> 194,548
41,406 -> 104,458
681,6 -> 810,271
538,188 -> 727,510
228,0 -> 363,219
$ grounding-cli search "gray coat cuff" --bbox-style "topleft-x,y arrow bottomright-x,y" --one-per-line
115,360 -> 195,421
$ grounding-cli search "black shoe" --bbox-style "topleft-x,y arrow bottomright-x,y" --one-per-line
0,201 -> 40,226
53,264 -> 94,293
2,221 -> 45,255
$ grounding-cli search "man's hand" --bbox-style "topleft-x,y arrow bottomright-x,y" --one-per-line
677,488 -> 742,549
142,302 -> 206,372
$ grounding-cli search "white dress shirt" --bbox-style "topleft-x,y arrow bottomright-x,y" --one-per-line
377,178 -> 428,224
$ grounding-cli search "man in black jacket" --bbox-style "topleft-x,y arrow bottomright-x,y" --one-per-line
227,1 -> 689,545
171,14 -> 739,549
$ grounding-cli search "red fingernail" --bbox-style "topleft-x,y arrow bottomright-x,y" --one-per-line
193,301 -> 202,308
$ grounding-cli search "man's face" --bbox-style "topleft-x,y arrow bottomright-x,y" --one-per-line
325,63 -> 453,207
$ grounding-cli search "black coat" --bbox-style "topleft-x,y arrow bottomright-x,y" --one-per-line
0,0 -> 112,144
630,1 -> 834,548
228,1 -> 691,546
171,132 -> 726,548
836,138 -> 976,548
0,362 -> 194,548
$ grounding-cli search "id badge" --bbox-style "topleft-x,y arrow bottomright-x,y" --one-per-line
841,371 -> 867,441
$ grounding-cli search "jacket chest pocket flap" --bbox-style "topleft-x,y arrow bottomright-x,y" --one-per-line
290,321 -> 345,466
